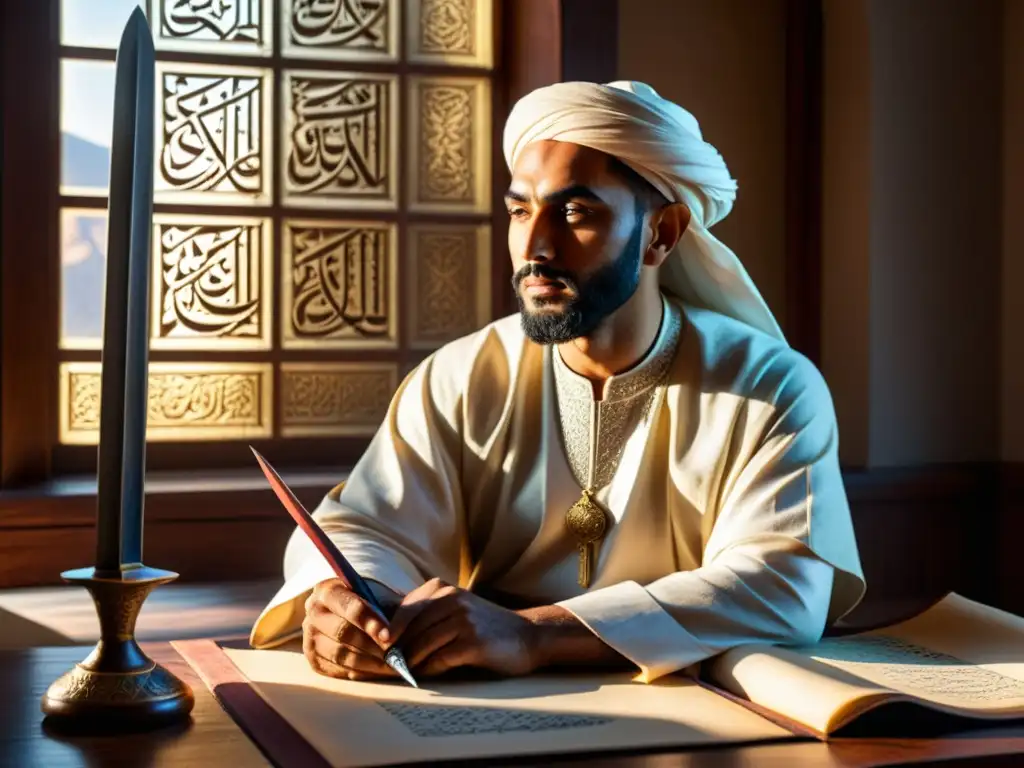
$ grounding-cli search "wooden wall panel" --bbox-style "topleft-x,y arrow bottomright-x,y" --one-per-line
503,0 -> 561,106
998,463 -> 1024,617
0,521 -> 295,591
837,464 -> 1003,632
0,478 -> 332,588
784,0 -> 823,364
2,464 -> 1018,625
0,0 -> 59,485
560,0 -> 618,84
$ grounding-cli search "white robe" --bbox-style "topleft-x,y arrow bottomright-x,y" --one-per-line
251,296 -> 865,683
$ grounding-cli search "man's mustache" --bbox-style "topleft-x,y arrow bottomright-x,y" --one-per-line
511,263 -> 579,292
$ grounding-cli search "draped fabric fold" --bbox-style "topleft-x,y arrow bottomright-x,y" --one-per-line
251,303 -> 866,681
502,80 -> 785,342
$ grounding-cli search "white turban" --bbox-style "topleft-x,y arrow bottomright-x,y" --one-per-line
502,80 -> 785,342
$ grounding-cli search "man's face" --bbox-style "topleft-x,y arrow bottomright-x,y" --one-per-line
505,141 -> 647,344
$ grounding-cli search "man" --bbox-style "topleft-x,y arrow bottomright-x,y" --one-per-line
251,81 -> 865,684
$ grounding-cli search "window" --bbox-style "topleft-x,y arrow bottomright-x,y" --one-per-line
49,0 -> 501,474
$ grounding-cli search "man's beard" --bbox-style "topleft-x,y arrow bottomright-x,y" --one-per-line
513,214 -> 646,345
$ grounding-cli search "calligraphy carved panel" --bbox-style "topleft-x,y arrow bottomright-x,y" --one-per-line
59,362 -> 273,444
155,62 -> 273,206
282,220 -> 397,349
281,363 -> 397,437
283,71 -> 397,209
283,0 -> 398,61
151,0 -> 273,56
408,223 -> 491,348
408,76 -> 491,214
406,0 -> 493,68
151,214 -> 272,350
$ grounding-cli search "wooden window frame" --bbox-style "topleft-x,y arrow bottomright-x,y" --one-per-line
0,0 -> 561,587
2,0 -> 61,490
1,0 -> 545,487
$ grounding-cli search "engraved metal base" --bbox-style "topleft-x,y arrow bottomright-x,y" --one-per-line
41,565 -> 195,731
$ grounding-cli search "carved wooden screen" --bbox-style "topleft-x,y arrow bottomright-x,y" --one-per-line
55,0 -> 498,471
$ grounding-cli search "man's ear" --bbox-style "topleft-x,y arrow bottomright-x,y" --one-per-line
643,203 -> 691,266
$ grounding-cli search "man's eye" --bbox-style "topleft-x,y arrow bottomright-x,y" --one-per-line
507,206 -> 528,218
563,204 -> 587,219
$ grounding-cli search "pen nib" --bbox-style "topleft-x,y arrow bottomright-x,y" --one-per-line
385,648 -> 419,688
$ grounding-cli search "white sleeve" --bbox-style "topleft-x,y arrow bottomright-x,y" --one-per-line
558,353 -> 862,682
558,537 -> 834,682
250,354 -> 467,648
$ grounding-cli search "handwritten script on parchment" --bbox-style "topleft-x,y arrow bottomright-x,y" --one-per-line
798,635 -> 1024,702
377,702 -> 612,737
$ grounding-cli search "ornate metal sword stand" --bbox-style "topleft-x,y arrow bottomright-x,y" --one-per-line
41,566 -> 194,729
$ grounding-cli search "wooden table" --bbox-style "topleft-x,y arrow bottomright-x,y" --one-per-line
4,644 -> 1024,768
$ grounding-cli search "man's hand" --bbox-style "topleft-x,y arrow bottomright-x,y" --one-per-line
387,578 -> 540,678
303,577 -> 630,682
302,578 -> 399,681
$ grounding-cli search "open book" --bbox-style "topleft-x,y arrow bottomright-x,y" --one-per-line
701,591 -> 1024,738
177,592 -> 1024,768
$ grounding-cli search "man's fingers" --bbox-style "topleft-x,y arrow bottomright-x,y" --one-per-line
418,639 -> 478,677
303,619 -> 345,679
309,603 -> 384,655
396,592 -> 461,642
403,577 -> 450,602
307,614 -> 385,663
314,580 -> 390,647
403,614 -> 463,669
308,650 -> 368,681
303,615 -> 316,655
389,585 -> 460,644
304,618 -> 395,680
341,590 -> 387,644
310,628 -> 396,677
386,601 -> 428,645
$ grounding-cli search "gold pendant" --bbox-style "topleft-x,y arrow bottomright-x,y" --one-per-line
565,490 -> 608,588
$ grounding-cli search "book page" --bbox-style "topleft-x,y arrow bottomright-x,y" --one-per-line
222,643 -> 796,768
706,643 -> 893,735
877,593 -> 1024,688
707,593 -> 1024,734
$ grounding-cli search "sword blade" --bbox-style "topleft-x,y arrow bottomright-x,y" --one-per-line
95,7 -> 155,573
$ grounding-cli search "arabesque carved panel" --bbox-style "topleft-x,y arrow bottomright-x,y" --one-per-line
406,0 -> 492,67
408,223 -> 491,348
281,363 -> 397,436
59,362 -> 273,444
408,76 -> 490,214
